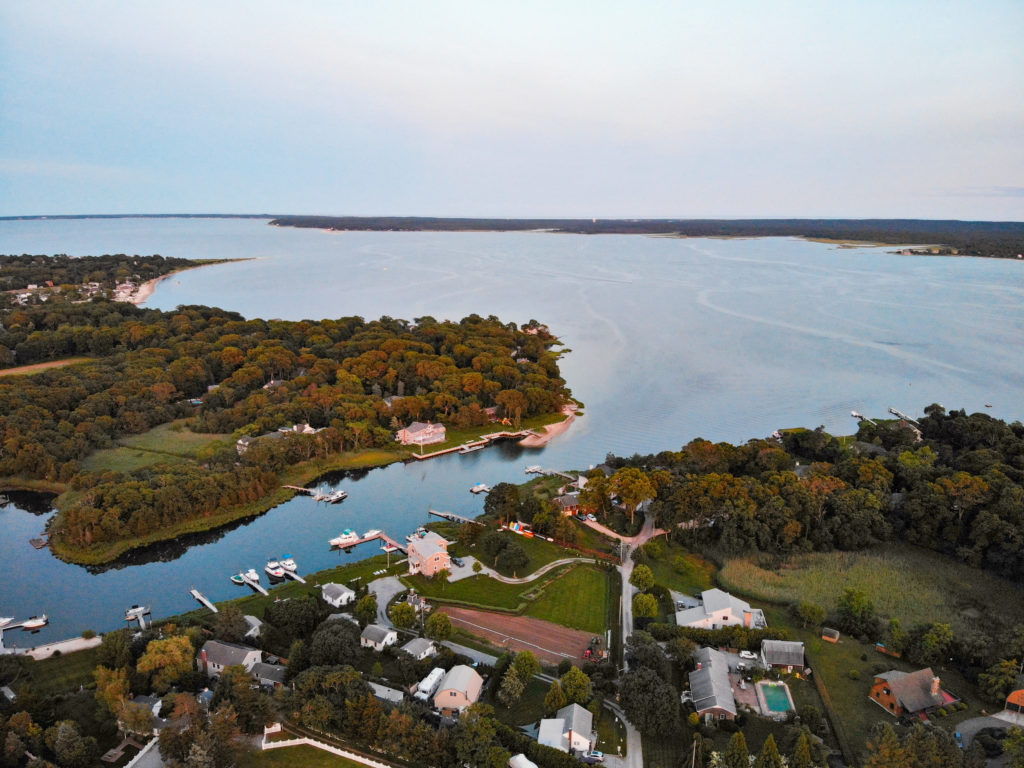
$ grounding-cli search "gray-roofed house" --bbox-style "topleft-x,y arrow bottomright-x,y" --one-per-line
368,682 -> 405,705
689,647 -> 737,721
761,640 -> 806,672
198,640 -> 262,678
870,668 -> 958,716
251,662 -> 288,688
401,637 -> 437,661
360,624 -> 398,652
675,588 -> 766,630
321,582 -> 356,608
434,664 -> 484,716
537,703 -> 595,753
553,493 -> 581,516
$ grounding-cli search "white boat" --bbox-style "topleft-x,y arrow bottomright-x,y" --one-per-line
329,528 -> 359,547
363,529 -> 382,539
230,573 -> 246,585
124,605 -> 149,620
524,465 -> 542,474
265,561 -> 285,578
279,556 -> 297,571
244,568 -> 261,582
321,489 -> 348,503
22,615 -> 48,629
381,543 -> 399,553
0,617 -> 14,629
470,483 -> 491,494
459,443 -> 485,454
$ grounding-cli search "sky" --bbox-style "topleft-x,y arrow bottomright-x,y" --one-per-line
1,1 -> 1022,220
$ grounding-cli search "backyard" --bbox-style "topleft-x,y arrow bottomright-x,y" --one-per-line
524,565 -> 612,634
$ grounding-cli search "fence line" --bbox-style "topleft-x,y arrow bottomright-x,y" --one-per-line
262,736 -> 393,768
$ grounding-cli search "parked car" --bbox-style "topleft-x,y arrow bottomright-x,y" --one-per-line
451,557 -> 465,568
586,513 -> 597,522
739,650 -> 757,660
954,732 -> 964,749
581,751 -> 605,764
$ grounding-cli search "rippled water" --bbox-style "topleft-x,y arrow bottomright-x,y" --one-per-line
1,218 -> 1021,642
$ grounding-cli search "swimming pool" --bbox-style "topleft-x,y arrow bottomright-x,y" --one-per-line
758,681 -> 795,714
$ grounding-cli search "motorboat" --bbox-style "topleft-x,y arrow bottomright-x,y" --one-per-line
381,543 -> 399,553
22,615 -> 48,629
363,529 -> 382,539
124,605 -> 149,621
266,560 -> 285,578
524,465 -> 542,474
0,617 -> 14,629
321,489 -> 348,503
329,528 -> 359,547
470,483 -> 491,494
230,573 -> 246,585
244,568 -> 261,582
279,556 -> 297,571
406,527 -> 427,542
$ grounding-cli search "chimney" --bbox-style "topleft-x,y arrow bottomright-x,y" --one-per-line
201,649 -> 208,675
931,676 -> 941,696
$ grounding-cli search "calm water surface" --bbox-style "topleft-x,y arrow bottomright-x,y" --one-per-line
1,218 -> 1022,643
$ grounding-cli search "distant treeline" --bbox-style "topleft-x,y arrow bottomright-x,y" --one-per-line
270,216 -> 1024,259
0,253 -> 220,292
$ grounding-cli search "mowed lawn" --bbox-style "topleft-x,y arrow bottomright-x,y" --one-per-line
644,541 -> 715,595
525,565 -> 611,633
249,745 -> 366,768
117,419 -> 231,457
403,572 -> 534,611
28,647 -> 101,696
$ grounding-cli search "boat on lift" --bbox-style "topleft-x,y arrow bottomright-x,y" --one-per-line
245,568 -> 261,583
22,615 -> 48,629
524,465 -> 542,474
124,605 -> 149,621
265,560 -> 285,578
279,556 -> 297,571
470,483 -> 491,494
363,529 -> 382,539
321,489 -> 348,503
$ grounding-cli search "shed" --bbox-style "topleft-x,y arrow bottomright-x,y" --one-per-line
821,627 -> 840,643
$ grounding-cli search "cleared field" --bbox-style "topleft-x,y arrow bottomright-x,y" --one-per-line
250,745 -> 365,768
403,572 -> 533,610
524,565 -> 610,633
718,543 -> 1024,636
80,446 -> 190,473
116,419 -> 231,457
0,357 -> 93,377
644,541 -> 715,595
441,606 -> 594,665
28,646 -> 100,696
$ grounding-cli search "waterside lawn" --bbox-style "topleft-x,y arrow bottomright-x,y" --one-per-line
524,565 -> 612,634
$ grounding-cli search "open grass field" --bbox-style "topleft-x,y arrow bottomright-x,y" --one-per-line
0,357 -> 93,377
27,646 -> 100,696
403,572 -> 534,611
117,419 -> 231,456
80,446 -> 191,473
490,530 -> 573,577
491,675 -> 549,726
250,746 -> 366,768
524,565 -> 611,633
718,543 -> 1024,637
643,540 -> 715,596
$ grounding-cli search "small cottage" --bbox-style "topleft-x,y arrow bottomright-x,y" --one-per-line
360,624 -> 398,652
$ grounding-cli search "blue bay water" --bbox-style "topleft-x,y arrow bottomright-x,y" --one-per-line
1,218 -> 1022,643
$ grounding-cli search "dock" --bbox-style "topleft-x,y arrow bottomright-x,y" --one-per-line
241,573 -> 268,595
189,588 -> 219,613
283,570 -> 306,584
410,429 -> 539,461
429,509 -> 483,526
282,485 -> 314,494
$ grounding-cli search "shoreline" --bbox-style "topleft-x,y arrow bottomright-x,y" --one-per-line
518,403 -> 578,447
127,258 -> 253,306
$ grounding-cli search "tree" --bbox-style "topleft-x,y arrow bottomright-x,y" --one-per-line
795,601 -> 827,629
49,720 -> 96,768
632,593 -> 658,619
497,670 -> 526,707
837,587 -> 876,637
308,620 -> 361,667
510,650 -> 540,682
559,666 -> 592,705
137,635 -> 194,693
472,560 -> 483,574
611,467 -> 656,525
667,636 -> 697,672
1005,727 -> 1024,768
354,593 -> 378,626
629,564 -> 655,592
436,568 -> 451,592
453,704 -> 499,768
93,665 -> 130,715
863,724 -> 909,768
754,734 -> 784,768
213,604 -> 248,643
212,665 -> 273,734
425,611 -> 453,640
722,731 -> 750,768
97,628 -> 133,670
390,602 -> 416,629
978,658 -> 1021,703
917,622 -> 954,666
791,730 -> 815,768
619,667 -> 679,735
484,483 -> 521,524
543,680 -> 567,714
496,543 -> 528,575
120,701 -> 156,738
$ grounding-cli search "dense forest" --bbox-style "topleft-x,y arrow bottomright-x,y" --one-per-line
0,253 -> 228,292
0,292 -> 571,559
271,216 -> 1024,259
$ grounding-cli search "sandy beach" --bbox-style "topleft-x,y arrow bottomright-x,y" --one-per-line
518,403 -> 578,447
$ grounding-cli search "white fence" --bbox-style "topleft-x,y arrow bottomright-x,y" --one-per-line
262,735 -> 393,768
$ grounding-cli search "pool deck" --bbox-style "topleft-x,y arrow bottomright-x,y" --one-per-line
755,680 -> 796,721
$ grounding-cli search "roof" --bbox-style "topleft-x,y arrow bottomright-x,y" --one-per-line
1007,690 -> 1024,708
368,682 -> 405,704
537,718 -> 569,751
405,421 -> 443,434
689,647 -> 736,716
509,755 -> 539,768
409,531 -> 449,560
876,668 -> 946,713
200,640 -> 260,668
556,702 -> 592,736
361,624 -> 396,643
762,639 -> 805,667
701,588 -> 751,616
251,662 -> 288,684
437,665 -> 483,698
401,637 -> 436,657
554,493 -> 580,508
321,582 -> 355,600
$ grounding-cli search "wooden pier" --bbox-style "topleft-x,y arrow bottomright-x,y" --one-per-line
283,570 -> 306,584
189,588 -> 219,613
240,573 -> 268,595
331,530 -> 407,553
429,509 -> 483,526
282,485 -> 314,494
410,429 -> 538,461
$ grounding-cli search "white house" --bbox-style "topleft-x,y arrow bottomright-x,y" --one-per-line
198,640 -> 261,678
395,421 -> 446,446
675,588 -> 766,630
321,582 -> 356,608
401,637 -> 437,661
537,703 -> 594,754
360,624 -> 398,652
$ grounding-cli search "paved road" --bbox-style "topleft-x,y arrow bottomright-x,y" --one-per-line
619,514 -> 662,669
368,577 -> 406,627
440,640 -> 499,666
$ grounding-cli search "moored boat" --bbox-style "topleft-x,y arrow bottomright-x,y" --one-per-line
322,489 -> 348,503
524,465 -> 542,474
230,573 -> 246,585
0,617 -> 14,629
459,443 -> 485,454
363,529 -> 382,539
329,528 -> 359,547
279,556 -> 297,571
470,483 -> 491,494
22,615 -> 48,629
266,560 -> 285,578
245,568 -> 261,582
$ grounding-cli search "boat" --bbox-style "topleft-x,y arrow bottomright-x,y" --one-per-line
381,543 -> 399,553
329,528 -> 359,547
470,483 -> 491,494
279,556 -> 297,571
524,465 -> 542,474
459,443 -> 485,454
363,529 -> 382,539
985,403 -> 993,408
0,617 -> 14,629
124,605 -> 149,620
22,615 -> 48,629
230,573 -> 246,585
321,489 -> 348,503
265,560 -> 285,578
406,526 -> 427,542
244,568 -> 261,582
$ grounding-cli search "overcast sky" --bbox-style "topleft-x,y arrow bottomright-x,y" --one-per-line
2,1 -> 1022,219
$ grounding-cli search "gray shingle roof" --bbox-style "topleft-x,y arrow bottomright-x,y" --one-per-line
762,639 -> 805,667
401,637 -> 435,657
556,702 -> 592,737
200,640 -> 259,668
322,583 -> 355,601
689,647 -> 736,716
251,662 -> 288,684
361,624 -> 395,644
877,668 -> 947,713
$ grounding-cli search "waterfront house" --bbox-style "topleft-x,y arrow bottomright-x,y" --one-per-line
401,637 -> 437,661
761,640 -> 806,672
870,668 -> 958,716
676,588 -> 767,630
553,493 -> 581,516
360,624 -> 398,652
198,640 -> 261,678
407,531 -> 451,577
433,665 -> 483,716
321,582 -> 356,608
537,703 -> 594,754
395,421 -> 446,446
689,647 -> 737,721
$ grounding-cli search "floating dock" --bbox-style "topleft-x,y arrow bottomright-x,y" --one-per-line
240,573 -> 268,595
283,570 -> 306,584
189,588 -> 219,613
333,530 -> 407,553
429,509 -> 483,526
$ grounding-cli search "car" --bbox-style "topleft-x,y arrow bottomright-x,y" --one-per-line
954,732 -> 964,749
451,557 -> 465,568
586,513 -> 597,522
736,662 -> 748,672
739,650 -> 757,660
582,751 -> 605,764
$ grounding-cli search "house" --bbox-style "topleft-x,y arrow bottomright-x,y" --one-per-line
321,582 -> 356,608
198,640 -> 261,678
537,703 -> 594,754
761,640 -> 805,672
401,637 -> 437,661
251,662 -> 288,688
368,681 -> 405,705
277,422 -> 319,435
235,430 -> 285,455
870,668 -> 958,716
553,493 -> 581,516
509,755 -> 539,768
407,531 -> 451,577
243,614 -> 263,641
483,406 -> 499,422
361,624 -> 398,652
689,647 -> 737,721
1005,690 -> 1024,722
119,695 -> 167,735
395,421 -> 446,446
433,665 -> 484,716
675,588 -> 767,630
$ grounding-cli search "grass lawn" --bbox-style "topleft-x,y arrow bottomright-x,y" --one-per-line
250,745 -> 367,768
490,530 -> 573,577
81,446 -> 191,473
27,646 -> 100,696
403,573 -> 534,611
595,707 -> 628,756
0,357 -> 94,377
117,419 -> 231,457
525,565 -> 611,633
425,411 -> 568,454
719,542 -> 1024,637
491,675 -> 549,727
643,541 -> 715,596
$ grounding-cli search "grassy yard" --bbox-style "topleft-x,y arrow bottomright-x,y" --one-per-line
249,745 -> 367,768
595,707 -> 628,756
81,446 -> 191,473
0,357 -> 94,377
117,419 -> 231,456
719,542 -> 1024,637
27,646 -> 100,696
643,540 -> 715,596
491,675 -> 549,727
524,565 -> 611,633
402,573 -> 535,611
488,530 -> 574,577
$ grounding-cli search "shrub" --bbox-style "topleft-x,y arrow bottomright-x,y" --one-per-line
688,712 -> 700,727
848,669 -> 860,680
82,629 -> 96,639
